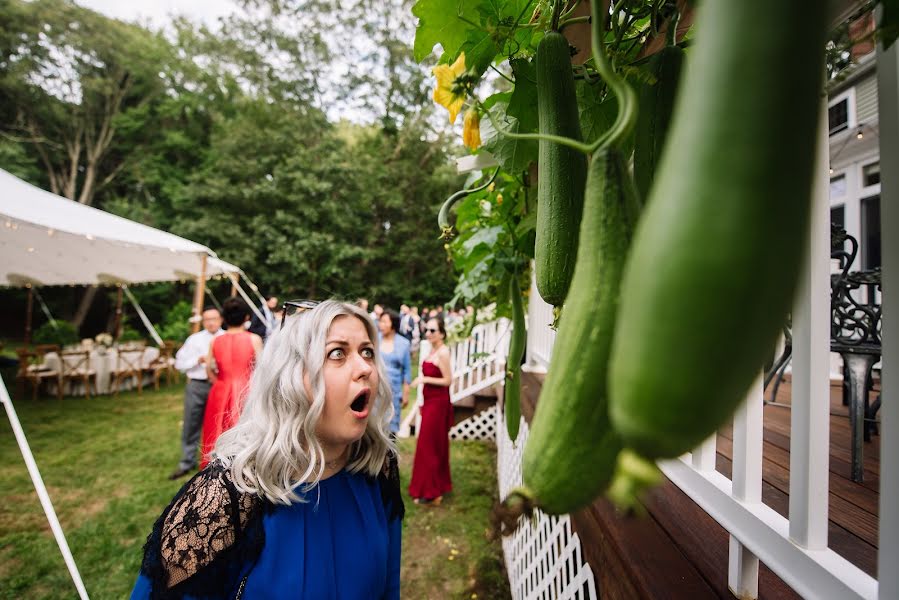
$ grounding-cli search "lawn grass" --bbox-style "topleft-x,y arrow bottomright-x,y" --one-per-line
0,380 -> 510,599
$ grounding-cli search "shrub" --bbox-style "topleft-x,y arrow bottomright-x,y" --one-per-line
32,321 -> 80,347
118,325 -> 144,343
158,301 -> 193,343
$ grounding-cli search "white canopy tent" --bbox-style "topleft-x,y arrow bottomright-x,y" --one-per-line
0,168 -> 240,286
0,168 -> 263,600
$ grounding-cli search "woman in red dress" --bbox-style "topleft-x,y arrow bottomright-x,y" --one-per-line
408,317 -> 453,504
200,297 -> 262,468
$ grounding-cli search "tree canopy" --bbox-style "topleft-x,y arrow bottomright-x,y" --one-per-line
0,0 -> 464,336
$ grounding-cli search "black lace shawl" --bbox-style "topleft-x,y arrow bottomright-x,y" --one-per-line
138,453 -> 404,599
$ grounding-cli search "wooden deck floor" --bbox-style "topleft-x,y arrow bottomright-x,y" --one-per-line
518,371 -> 882,599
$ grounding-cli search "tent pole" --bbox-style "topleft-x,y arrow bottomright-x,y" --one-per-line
0,379 -> 91,600
24,285 -> 33,346
192,255 -> 208,334
113,285 -> 123,340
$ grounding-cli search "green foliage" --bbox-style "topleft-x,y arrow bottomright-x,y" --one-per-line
118,325 -> 144,343
0,0 -> 470,324
32,320 -> 80,347
158,301 -> 193,343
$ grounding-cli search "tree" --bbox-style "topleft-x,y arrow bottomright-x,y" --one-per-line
0,0 -> 172,206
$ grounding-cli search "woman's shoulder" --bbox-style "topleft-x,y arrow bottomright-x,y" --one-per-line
138,463 -> 267,595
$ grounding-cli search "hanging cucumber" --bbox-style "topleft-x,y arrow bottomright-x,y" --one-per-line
504,275 -> 527,442
534,30 -> 588,306
609,0 -> 829,459
632,14 -> 683,203
511,147 -> 639,516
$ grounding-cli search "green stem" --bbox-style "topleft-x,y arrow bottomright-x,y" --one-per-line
559,0 -> 581,21
489,64 -> 515,84
551,0 -> 564,30
559,15 -> 591,28
438,166 -> 502,237
590,0 -> 637,150
665,9 -> 680,47
478,98 -> 595,155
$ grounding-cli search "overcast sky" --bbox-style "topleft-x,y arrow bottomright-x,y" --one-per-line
76,0 -> 240,29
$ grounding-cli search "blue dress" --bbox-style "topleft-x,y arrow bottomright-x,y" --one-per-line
379,335 -> 411,433
131,465 -> 402,599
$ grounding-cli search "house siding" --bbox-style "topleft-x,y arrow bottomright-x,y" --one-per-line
856,75 -> 879,124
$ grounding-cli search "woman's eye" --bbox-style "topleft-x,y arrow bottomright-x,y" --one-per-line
361,347 -> 375,359
328,348 -> 345,359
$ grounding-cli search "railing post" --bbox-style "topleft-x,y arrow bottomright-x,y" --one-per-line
728,373 -> 763,598
788,79 -> 831,551
876,14 -> 899,598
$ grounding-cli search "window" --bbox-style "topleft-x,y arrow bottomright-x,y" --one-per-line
830,174 -> 847,198
829,99 -> 849,135
862,162 -> 880,187
831,205 -> 845,229
861,195 -> 881,270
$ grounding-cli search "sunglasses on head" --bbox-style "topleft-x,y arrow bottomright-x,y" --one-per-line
280,299 -> 321,330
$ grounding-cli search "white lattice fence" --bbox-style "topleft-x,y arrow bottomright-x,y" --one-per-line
496,402 -> 597,600
450,404 -> 497,441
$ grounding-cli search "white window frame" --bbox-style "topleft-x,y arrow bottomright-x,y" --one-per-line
860,160 -> 881,194
828,88 -> 857,136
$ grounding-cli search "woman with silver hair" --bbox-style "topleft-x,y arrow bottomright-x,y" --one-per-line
131,300 -> 403,599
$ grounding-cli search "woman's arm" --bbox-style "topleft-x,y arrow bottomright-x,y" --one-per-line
413,347 -> 452,387
401,343 -> 411,407
205,344 -> 216,383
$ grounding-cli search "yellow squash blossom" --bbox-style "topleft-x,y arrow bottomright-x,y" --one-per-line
432,52 -> 468,124
462,108 -> 481,149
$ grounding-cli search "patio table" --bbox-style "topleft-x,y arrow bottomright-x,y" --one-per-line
42,346 -> 160,395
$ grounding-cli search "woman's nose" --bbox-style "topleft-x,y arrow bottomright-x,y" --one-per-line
353,353 -> 373,378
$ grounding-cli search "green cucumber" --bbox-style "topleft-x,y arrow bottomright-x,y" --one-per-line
633,40 -> 683,203
505,275 -> 527,442
609,0 -> 829,459
535,31 -> 588,306
518,148 -> 638,515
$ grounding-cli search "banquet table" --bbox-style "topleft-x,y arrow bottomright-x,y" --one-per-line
42,346 -> 160,396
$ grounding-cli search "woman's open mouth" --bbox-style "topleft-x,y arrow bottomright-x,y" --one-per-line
350,389 -> 370,417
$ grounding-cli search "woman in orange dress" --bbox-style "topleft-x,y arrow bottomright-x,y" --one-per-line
200,297 -> 262,468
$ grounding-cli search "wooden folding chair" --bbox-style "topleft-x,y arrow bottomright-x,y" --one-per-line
145,342 -> 178,391
111,349 -> 146,396
60,350 -> 97,399
15,348 -> 61,401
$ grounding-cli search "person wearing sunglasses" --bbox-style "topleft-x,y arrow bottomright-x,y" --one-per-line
132,300 -> 403,599
407,316 -> 453,506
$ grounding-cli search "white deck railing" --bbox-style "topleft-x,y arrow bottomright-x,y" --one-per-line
497,402 -> 598,600
521,72 -> 896,599
398,319 -> 511,437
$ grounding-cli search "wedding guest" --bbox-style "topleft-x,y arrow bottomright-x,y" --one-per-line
131,301 -> 402,598
169,307 -> 222,480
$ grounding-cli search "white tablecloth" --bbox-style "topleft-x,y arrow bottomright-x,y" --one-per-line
43,347 -> 160,395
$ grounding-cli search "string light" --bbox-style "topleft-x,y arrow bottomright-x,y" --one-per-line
47,228 -> 55,236
86,234 -> 94,240
27,247 -> 35,253
856,126 -> 864,140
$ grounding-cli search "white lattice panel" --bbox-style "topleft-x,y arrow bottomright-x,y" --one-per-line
496,403 -> 597,600
450,404 -> 497,441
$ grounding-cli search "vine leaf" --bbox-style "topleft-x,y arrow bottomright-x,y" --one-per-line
412,0 -> 482,62
576,79 -> 616,145
481,59 -> 538,173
